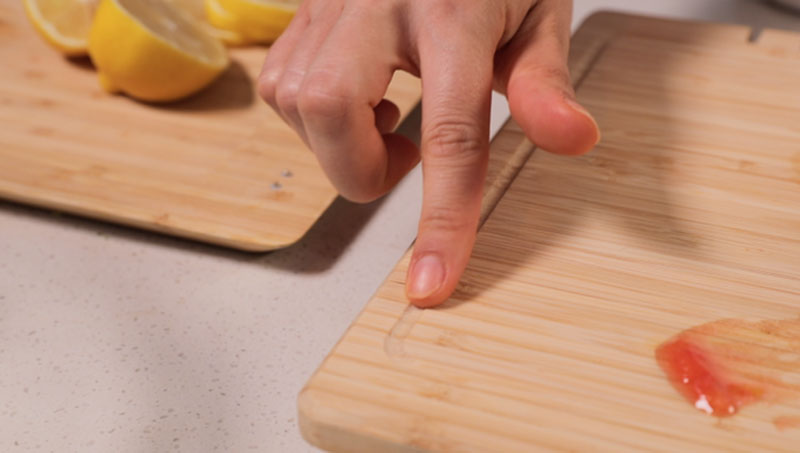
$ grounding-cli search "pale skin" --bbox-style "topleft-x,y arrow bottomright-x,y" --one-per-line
258,0 -> 600,308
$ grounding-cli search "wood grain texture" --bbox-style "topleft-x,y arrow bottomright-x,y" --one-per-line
300,12 -> 800,452
0,1 -> 420,250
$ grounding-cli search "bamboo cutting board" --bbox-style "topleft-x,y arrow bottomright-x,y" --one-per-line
299,12 -> 800,452
0,1 -> 420,251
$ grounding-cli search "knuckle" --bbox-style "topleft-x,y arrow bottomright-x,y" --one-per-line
274,77 -> 302,118
333,170 -> 386,204
422,0 -> 493,33
257,69 -> 280,106
297,72 -> 353,121
424,119 -> 486,161
420,204 -> 476,234
425,0 -> 460,19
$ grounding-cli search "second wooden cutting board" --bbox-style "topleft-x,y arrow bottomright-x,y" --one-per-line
0,1 -> 421,251
298,12 -> 800,452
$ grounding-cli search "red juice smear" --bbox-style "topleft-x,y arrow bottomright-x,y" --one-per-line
656,334 -> 764,417
773,415 -> 800,431
656,318 -> 800,418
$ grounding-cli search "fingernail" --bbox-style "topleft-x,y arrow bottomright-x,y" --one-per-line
565,97 -> 601,145
407,254 -> 445,300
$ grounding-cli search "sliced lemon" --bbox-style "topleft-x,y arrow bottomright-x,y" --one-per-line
205,0 -> 299,45
164,0 -> 206,22
204,0 -> 248,45
88,0 -> 229,102
23,0 -> 98,56
162,0 -> 247,45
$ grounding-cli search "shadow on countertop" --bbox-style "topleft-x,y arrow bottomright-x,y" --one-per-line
0,190 -> 389,274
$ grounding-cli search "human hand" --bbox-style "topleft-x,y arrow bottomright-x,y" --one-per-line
258,0 -> 599,308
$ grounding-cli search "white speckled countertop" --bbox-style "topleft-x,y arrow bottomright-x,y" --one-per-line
1,1 -> 797,452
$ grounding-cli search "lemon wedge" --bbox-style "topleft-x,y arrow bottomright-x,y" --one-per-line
205,0 -> 299,45
164,0 -> 207,22
88,0 -> 229,102
161,0 -> 245,44
23,0 -> 98,56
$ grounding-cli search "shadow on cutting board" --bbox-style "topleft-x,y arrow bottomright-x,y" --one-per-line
156,59 -> 256,112
65,55 -> 95,72
446,24 -> 708,305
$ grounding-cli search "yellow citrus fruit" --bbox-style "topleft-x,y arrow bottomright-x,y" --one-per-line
88,0 -> 229,102
164,0 -> 206,22
205,0 -> 299,45
163,0 -> 245,44
23,0 -> 98,56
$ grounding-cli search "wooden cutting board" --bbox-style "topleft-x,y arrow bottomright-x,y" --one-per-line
299,12 -> 800,452
0,1 -> 420,251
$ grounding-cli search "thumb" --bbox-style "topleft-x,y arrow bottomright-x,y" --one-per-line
496,0 -> 600,155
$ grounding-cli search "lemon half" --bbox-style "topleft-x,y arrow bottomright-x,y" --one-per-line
205,0 -> 299,45
164,0 -> 207,22
162,0 -> 246,45
88,0 -> 229,102
24,0 -> 97,56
